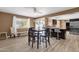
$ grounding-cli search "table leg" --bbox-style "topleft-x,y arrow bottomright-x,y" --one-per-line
37,31 -> 39,49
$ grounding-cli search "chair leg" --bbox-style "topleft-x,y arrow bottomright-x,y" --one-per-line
45,37 -> 47,48
40,37 -> 41,45
37,37 -> 39,49
14,35 -> 16,38
32,37 -> 34,48
48,37 -> 50,45
28,36 -> 30,45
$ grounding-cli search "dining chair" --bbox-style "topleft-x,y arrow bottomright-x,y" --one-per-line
28,28 -> 33,46
40,28 -> 50,48
28,28 -> 39,48
54,28 -> 61,40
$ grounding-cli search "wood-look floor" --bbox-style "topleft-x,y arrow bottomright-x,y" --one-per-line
0,31 -> 79,52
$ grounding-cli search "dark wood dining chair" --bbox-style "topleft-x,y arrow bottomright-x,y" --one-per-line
28,28 -> 39,48
40,28 -> 50,48
28,27 -> 36,45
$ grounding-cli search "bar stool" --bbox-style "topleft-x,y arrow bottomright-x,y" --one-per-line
54,28 -> 61,40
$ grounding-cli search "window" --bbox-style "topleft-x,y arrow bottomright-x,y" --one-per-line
16,17 -> 30,29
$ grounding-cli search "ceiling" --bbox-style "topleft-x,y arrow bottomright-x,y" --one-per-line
0,7 -> 75,18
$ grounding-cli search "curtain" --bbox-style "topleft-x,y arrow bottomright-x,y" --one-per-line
12,16 -> 17,36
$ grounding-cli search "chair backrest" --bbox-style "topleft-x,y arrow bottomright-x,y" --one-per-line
40,28 -> 50,36
28,28 -> 33,36
46,28 -> 50,36
28,27 -> 37,36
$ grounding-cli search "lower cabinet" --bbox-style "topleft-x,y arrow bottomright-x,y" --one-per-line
51,29 -> 66,39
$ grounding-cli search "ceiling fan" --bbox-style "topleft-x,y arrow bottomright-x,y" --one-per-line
33,7 -> 42,13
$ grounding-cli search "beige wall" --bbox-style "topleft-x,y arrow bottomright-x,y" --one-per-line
56,20 -> 60,28
45,17 -> 48,27
48,19 -> 53,27
30,18 -> 35,27
0,12 -> 13,33
60,20 -> 66,29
